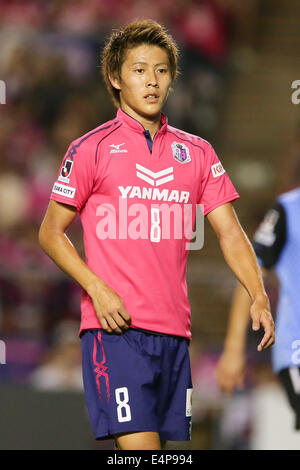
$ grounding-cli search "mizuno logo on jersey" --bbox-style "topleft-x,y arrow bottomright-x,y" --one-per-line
136,164 -> 174,186
118,185 -> 190,203
109,143 -> 128,153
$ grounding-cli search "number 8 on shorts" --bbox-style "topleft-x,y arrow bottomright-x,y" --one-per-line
115,387 -> 132,423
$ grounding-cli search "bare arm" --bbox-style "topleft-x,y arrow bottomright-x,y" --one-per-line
223,282 -> 252,351
207,203 -> 275,350
215,281 -> 257,394
223,267 -> 267,353
206,203 -> 275,394
39,200 -> 131,333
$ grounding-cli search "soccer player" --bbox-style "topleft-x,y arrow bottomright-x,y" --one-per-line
39,19 -> 275,450
216,188 -> 300,430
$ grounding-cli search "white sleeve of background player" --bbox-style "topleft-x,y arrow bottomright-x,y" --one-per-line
50,140 -> 95,211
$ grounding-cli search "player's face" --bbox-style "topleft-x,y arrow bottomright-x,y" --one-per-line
110,44 -> 172,121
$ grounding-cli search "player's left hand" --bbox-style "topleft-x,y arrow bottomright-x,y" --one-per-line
250,296 -> 275,351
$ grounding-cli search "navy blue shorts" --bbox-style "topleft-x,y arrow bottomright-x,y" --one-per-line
81,328 -> 193,441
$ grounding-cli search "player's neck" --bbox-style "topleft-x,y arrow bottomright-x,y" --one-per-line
120,104 -> 161,140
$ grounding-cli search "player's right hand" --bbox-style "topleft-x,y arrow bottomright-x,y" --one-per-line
89,282 -> 131,334
215,350 -> 246,395
250,297 -> 275,351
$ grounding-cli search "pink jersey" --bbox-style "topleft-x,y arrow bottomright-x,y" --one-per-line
50,108 -> 239,339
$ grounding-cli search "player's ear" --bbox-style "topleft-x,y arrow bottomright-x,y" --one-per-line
109,74 -> 121,91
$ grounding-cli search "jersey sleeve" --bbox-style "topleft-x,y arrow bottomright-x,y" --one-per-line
198,144 -> 240,216
50,140 -> 95,212
252,201 -> 287,270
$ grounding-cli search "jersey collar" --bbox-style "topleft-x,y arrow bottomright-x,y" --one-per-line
117,107 -> 168,135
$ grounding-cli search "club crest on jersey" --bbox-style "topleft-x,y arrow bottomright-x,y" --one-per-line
58,159 -> 73,183
171,142 -> 191,164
